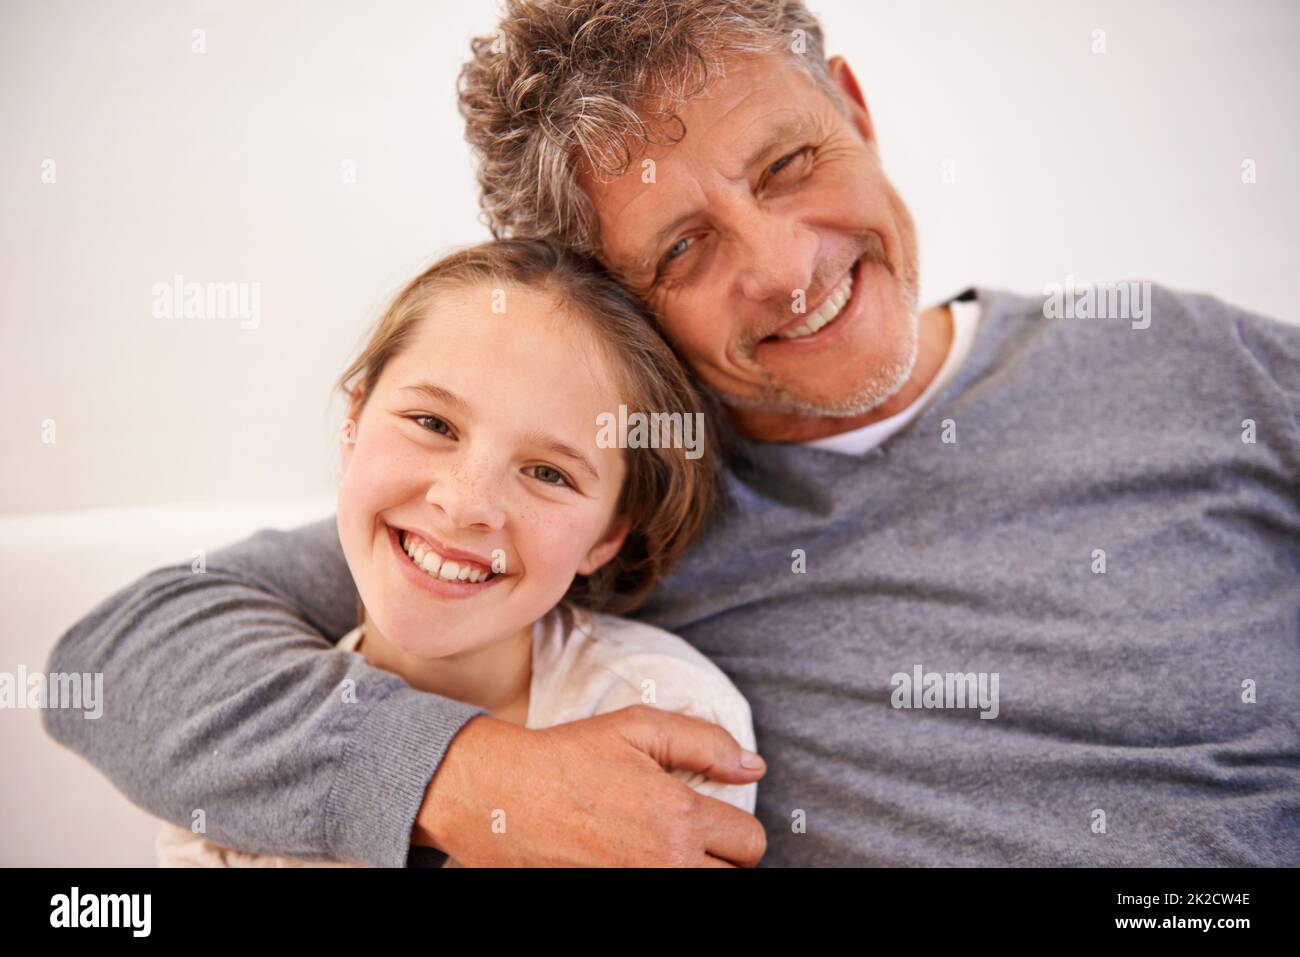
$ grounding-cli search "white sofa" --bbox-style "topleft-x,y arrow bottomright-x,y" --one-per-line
0,498 -> 335,866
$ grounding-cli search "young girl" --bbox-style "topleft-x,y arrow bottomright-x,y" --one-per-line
155,238 -> 758,867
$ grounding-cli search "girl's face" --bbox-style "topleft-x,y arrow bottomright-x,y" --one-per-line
336,281 -> 630,659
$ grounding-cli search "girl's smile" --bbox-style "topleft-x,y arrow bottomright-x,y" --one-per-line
385,522 -> 509,599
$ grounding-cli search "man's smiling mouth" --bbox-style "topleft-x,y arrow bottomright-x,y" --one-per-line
773,266 -> 855,340
760,253 -> 866,345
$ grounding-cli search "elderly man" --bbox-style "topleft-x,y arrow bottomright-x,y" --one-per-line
45,0 -> 1299,867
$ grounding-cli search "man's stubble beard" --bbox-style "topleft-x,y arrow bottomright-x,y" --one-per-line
707,182 -> 922,420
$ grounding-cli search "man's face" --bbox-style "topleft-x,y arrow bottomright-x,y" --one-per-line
580,52 -> 921,429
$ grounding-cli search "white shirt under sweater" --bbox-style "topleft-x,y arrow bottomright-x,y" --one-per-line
801,297 -> 981,455
156,603 -> 757,867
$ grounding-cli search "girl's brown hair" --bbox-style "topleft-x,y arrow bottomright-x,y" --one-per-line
337,237 -> 723,615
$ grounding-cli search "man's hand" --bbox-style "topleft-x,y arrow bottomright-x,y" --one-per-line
411,706 -> 768,866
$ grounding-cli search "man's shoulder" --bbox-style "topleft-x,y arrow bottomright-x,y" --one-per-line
961,280 -> 1298,396
973,279 -> 1294,340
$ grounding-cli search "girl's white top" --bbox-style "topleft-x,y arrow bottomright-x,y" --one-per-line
155,603 -> 758,867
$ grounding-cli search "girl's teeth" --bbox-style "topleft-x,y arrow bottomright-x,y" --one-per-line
401,531 -> 495,584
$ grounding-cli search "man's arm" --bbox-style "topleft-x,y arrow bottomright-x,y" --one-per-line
41,517 -> 486,868
44,516 -> 769,867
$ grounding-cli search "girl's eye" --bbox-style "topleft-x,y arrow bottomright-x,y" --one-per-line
528,464 -> 574,490
412,415 -> 454,438
406,416 -> 573,489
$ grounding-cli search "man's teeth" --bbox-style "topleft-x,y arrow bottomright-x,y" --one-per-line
778,267 -> 855,339
401,532 -> 494,584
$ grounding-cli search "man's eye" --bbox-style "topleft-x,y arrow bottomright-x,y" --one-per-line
411,415 -> 454,437
767,146 -> 814,180
664,236 -> 692,263
650,149 -> 814,283
527,464 -> 574,489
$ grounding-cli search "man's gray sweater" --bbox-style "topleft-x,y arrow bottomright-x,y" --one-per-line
43,283 -> 1300,866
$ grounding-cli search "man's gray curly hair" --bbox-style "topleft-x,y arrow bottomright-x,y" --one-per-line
457,0 -> 837,260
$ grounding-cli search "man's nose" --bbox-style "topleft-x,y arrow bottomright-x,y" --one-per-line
732,208 -> 818,306
425,455 -> 507,531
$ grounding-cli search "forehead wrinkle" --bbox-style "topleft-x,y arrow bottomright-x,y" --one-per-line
607,91 -> 820,277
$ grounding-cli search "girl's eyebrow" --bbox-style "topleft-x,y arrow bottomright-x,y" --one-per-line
400,382 -> 600,482
520,430 -> 600,482
400,382 -> 470,412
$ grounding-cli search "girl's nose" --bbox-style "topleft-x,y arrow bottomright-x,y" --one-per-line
424,459 -> 506,531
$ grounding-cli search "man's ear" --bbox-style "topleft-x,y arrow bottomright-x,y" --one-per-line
826,56 -> 877,149
576,515 -> 631,576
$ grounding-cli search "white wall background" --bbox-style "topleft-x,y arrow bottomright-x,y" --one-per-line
1,0 -> 1297,867
2,0 -> 1298,516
